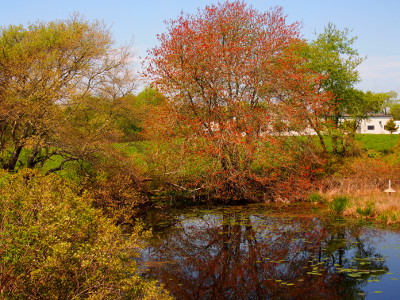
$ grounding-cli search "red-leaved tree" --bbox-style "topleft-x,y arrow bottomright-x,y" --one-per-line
147,1 -> 330,201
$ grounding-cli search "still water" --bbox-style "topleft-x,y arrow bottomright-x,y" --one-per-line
139,204 -> 400,299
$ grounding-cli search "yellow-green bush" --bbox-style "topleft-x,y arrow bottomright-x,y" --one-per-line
0,169 -> 171,299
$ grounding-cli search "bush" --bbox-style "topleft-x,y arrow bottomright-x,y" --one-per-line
329,196 -> 350,214
0,169 -> 171,299
356,201 -> 375,217
307,192 -> 325,204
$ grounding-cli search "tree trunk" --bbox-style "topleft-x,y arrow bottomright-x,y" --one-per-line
27,145 -> 40,168
316,131 -> 327,154
3,145 -> 23,171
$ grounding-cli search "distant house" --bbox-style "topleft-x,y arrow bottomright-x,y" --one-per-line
265,114 -> 397,136
354,115 -> 394,134
205,115 -> 397,136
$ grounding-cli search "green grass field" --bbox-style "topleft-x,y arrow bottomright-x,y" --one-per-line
355,134 -> 400,152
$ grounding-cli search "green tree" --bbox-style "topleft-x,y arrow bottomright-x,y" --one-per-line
305,23 -> 364,154
136,87 -> 165,106
341,90 -> 397,133
389,94 -> 400,119
390,103 -> 400,120
384,119 -> 398,134
0,16 -> 135,171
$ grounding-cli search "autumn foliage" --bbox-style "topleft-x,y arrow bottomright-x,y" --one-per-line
147,1 -> 330,201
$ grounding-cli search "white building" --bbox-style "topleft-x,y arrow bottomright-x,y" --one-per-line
205,115 -> 397,135
356,115 -> 395,134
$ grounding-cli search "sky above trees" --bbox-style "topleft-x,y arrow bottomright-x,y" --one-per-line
1,0 -> 399,95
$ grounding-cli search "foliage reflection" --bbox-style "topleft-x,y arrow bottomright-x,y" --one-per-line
140,205 -> 388,299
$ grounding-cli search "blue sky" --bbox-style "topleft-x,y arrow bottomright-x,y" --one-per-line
1,0 -> 399,95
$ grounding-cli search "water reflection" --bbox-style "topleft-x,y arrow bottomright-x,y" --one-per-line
140,205 -> 394,299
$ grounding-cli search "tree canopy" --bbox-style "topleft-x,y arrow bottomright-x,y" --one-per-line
147,1 -> 329,200
384,119 -> 399,134
305,23 -> 365,154
306,23 -> 364,110
0,15 -> 135,171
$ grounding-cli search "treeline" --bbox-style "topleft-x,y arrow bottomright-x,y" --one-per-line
0,4 -> 398,204
0,1 -> 399,298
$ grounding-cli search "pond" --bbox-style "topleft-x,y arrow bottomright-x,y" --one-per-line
138,203 -> 400,299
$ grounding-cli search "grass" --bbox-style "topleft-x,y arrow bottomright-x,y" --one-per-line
307,192 -> 326,204
355,134 -> 400,152
7,133 -> 399,174
51,134 -> 400,225
10,148 -> 81,180
7,134 -> 400,218
346,192 -> 400,225
329,196 -> 350,214
114,133 -> 399,157
113,141 -> 151,156
321,183 -> 400,225
317,187 -> 400,224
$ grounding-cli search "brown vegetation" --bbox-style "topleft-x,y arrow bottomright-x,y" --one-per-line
315,155 -> 400,224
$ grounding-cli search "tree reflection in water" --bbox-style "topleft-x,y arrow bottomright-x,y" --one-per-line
139,205 -> 388,299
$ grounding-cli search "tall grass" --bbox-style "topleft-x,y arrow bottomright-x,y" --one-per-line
329,196 -> 350,214
317,150 -> 400,224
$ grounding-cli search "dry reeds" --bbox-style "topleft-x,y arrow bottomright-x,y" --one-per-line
316,156 -> 400,224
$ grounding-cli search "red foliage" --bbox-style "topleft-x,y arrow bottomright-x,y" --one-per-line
147,1 -> 330,201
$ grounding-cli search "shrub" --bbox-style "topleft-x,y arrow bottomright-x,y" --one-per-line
356,201 -> 375,217
0,169 -> 171,299
329,196 -> 350,214
307,192 -> 325,204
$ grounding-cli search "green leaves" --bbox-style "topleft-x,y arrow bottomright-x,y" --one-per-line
329,196 -> 350,214
0,15 -> 135,172
306,23 -> 365,155
384,118 -> 399,133
307,22 -> 363,94
0,170 -> 171,299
